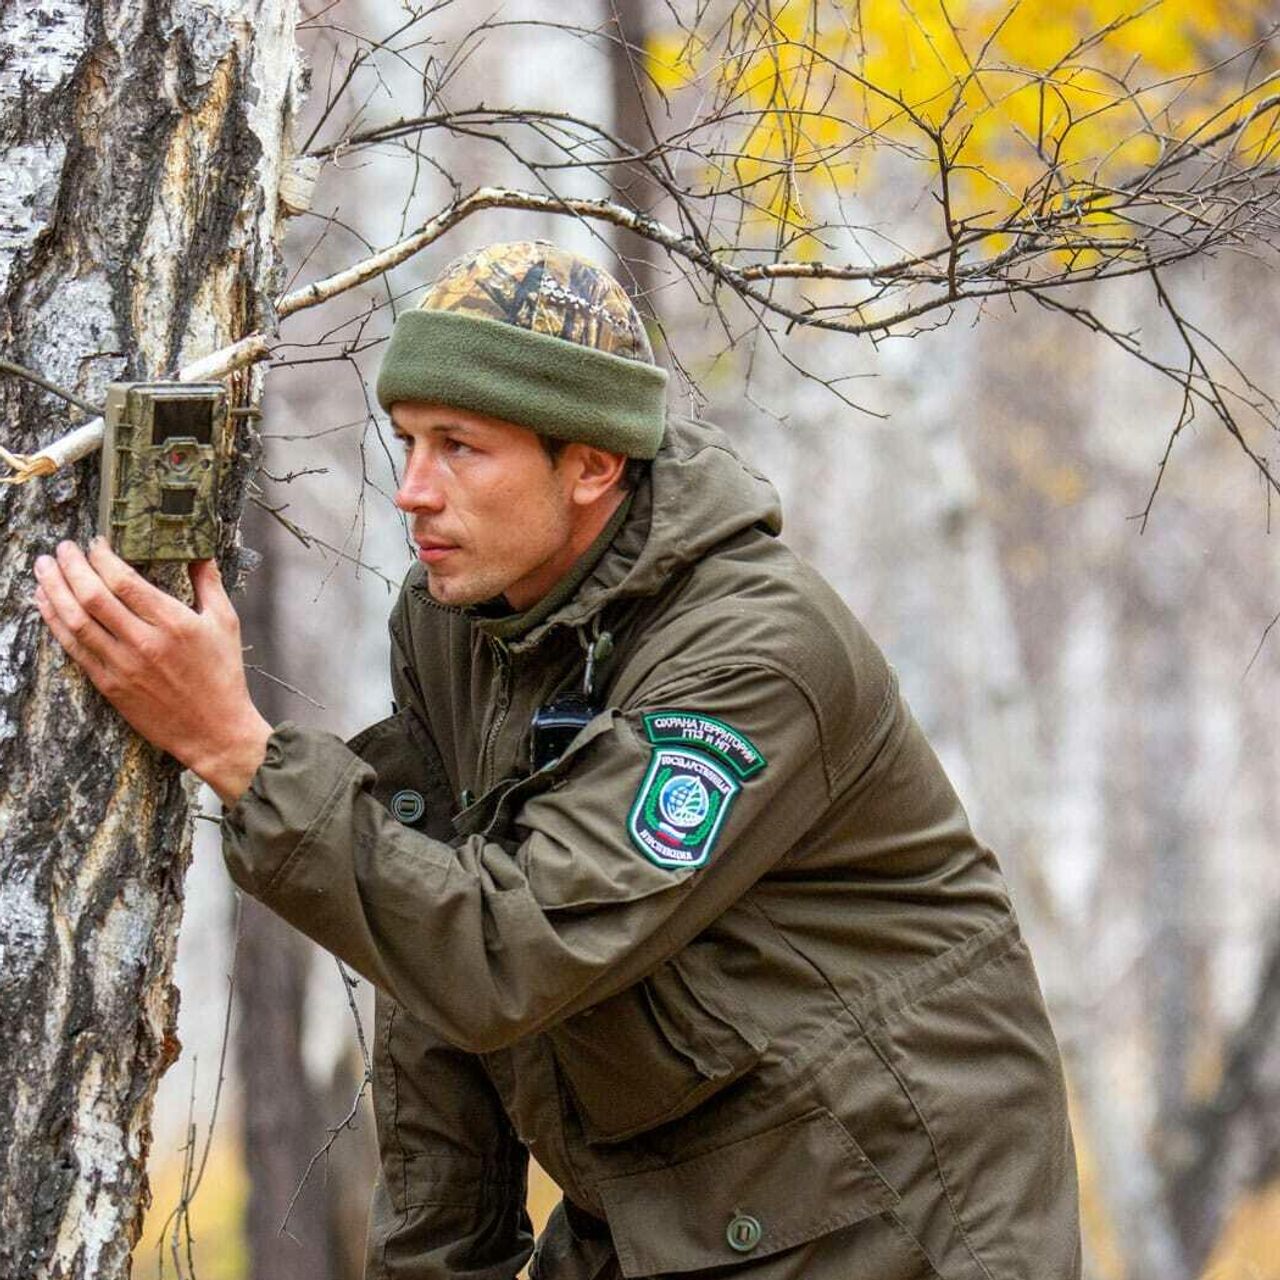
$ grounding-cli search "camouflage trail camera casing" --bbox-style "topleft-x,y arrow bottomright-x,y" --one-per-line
97,382 -> 229,562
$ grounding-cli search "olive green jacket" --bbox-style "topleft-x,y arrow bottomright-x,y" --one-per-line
222,417 -> 1080,1280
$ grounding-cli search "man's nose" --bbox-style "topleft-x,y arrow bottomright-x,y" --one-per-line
394,451 -> 445,514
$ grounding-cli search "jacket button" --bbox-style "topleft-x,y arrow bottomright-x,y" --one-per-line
391,789 -> 426,823
726,1213 -> 762,1253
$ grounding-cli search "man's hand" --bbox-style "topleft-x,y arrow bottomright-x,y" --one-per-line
32,538 -> 273,806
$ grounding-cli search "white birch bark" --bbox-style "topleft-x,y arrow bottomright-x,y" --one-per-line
0,3 -> 300,1275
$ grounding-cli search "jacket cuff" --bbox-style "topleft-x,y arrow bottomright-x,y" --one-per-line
220,721 -> 367,899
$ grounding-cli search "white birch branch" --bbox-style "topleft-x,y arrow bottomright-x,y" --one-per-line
0,180 -> 1269,490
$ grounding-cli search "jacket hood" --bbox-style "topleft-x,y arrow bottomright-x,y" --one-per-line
499,415 -> 784,651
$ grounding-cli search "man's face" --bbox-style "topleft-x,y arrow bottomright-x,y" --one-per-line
390,402 -> 580,610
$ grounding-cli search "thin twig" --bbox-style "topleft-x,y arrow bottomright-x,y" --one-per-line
244,663 -> 328,711
0,356 -> 105,415
250,494 -> 401,589
1243,609 -> 1280,679
278,959 -> 373,1238
155,895 -> 243,1280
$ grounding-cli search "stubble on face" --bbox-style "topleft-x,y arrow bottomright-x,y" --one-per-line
393,403 -> 581,612
418,467 -> 572,609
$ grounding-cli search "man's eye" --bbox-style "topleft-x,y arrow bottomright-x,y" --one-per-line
443,437 -> 472,455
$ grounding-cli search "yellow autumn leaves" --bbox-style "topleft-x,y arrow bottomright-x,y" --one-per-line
644,0 -> 1280,267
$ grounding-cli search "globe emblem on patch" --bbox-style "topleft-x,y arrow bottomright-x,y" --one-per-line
658,774 -> 710,829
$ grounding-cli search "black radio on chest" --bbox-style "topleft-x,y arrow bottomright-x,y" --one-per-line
530,693 -> 597,772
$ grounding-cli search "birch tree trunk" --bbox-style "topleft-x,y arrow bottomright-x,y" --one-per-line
0,3 -> 300,1276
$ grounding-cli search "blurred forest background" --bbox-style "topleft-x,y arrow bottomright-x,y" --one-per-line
130,2 -> 1279,1277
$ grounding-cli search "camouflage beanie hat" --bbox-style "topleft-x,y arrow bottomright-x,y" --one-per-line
376,241 -> 667,458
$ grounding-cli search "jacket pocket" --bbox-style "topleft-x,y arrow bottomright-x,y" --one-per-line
597,1108 -> 908,1278
453,710 -> 618,842
547,941 -> 767,1144
347,707 -> 456,841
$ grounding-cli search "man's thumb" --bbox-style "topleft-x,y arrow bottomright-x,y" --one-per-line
190,557 -> 230,615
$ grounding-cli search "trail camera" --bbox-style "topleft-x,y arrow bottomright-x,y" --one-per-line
97,382 -> 228,562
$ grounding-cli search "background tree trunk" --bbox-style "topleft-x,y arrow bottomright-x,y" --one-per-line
606,0 -> 658,311
235,897 -> 328,1279
0,3 -> 301,1276
234,501 -> 329,1280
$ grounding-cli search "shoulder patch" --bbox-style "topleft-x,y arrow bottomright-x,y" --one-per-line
642,711 -> 766,779
628,747 -> 740,870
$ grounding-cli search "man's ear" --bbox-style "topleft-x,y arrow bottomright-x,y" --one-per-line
566,445 -> 627,505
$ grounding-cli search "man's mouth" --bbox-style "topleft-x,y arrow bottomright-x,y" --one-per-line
414,535 -> 460,565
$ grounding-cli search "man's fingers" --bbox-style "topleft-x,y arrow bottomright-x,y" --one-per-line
87,536 -> 185,627
32,573 -> 127,681
35,553 -> 105,647
52,540 -> 156,647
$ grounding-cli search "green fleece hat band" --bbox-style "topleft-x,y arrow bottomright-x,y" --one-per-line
377,310 -> 668,458
376,241 -> 668,458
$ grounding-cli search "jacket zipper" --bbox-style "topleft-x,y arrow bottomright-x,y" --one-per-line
482,634 -> 513,791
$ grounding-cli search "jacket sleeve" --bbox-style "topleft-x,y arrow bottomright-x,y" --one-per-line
347,708 -> 532,1280
221,662 -> 833,1053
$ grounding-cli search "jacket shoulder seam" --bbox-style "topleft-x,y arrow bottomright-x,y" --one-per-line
829,664 -> 898,786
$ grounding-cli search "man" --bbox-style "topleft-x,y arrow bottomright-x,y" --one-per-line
33,242 -> 1081,1279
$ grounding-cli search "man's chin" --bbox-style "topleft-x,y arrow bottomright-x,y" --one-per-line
423,571 -> 463,605
424,568 -> 499,608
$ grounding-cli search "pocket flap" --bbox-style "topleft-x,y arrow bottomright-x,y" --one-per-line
453,710 -> 618,840
549,946 -> 767,1145
347,708 -> 455,841
597,1109 -> 899,1277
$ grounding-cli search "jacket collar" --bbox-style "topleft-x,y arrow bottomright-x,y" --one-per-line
411,415 -> 784,655
476,492 -> 634,644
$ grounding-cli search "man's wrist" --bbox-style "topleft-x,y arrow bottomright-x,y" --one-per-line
193,713 -> 274,807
